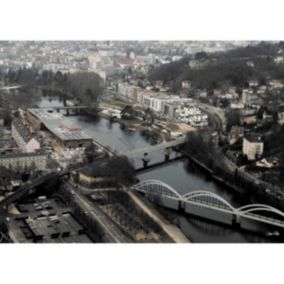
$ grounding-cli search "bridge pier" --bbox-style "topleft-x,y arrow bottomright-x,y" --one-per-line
232,214 -> 241,228
164,147 -> 171,162
142,153 -> 150,168
178,200 -> 185,213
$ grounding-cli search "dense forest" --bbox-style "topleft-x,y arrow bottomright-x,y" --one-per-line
149,41 -> 284,90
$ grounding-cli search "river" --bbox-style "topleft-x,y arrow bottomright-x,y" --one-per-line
36,93 -> 283,242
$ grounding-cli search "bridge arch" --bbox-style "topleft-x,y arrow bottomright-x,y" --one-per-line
183,191 -> 237,213
133,180 -> 284,228
133,179 -> 184,200
237,204 -> 284,219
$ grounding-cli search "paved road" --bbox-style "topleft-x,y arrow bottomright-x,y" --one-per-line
65,181 -> 131,243
199,102 -> 226,131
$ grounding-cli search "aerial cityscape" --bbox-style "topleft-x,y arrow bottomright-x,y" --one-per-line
1,40 -> 284,243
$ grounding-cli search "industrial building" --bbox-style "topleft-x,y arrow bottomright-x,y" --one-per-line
27,108 -> 93,148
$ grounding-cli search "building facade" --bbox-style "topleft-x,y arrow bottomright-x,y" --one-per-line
242,135 -> 264,161
11,118 -> 40,153
0,152 -> 47,172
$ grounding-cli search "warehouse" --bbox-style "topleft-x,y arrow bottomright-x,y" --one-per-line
27,108 -> 93,148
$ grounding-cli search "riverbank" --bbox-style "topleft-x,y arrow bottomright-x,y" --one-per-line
185,151 -> 284,211
187,155 -> 243,195
128,191 -> 190,243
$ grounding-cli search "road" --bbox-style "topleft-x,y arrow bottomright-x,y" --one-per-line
64,181 -> 132,243
199,102 -> 226,131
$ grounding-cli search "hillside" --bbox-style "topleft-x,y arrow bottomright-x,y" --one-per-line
149,42 -> 284,90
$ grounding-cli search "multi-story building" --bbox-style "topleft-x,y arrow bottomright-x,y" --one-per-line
0,152 -> 47,172
11,118 -> 40,153
242,135 -> 264,161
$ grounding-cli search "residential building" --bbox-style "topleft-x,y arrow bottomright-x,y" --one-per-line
242,135 -> 264,161
0,152 -> 47,172
11,118 -> 40,153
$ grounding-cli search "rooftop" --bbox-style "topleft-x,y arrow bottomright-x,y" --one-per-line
12,118 -> 35,143
10,197 -> 94,243
244,135 -> 263,143
28,108 -> 92,142
47,125 -> 92,142
0,151 -> 46,159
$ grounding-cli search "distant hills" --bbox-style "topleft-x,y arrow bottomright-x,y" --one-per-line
149,41 -> 284,91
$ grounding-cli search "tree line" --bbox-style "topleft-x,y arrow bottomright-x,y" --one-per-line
1,66 -> 104,107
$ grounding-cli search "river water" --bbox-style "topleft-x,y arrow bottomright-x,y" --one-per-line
37,93 -> 282,243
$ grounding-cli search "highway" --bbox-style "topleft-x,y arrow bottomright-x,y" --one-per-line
64,181 -> 132,243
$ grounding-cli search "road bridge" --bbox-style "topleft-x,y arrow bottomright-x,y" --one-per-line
121,136 -> 188,158
133,179 -> 284,230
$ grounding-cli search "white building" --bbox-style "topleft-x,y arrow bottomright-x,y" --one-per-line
242,135 -> 264,161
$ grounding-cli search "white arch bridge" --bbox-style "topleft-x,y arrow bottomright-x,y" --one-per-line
133,180 -> 284,230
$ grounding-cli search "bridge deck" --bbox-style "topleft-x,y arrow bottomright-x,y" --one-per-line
121,137 -> 188,157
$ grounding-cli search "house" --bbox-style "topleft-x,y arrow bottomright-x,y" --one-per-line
181,81 -> 191,89
242,135 -> 264,161
11,118 -> 40,153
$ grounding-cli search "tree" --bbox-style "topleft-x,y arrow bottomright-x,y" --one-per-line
226,110 -> 241,132
195,51 -> 208,60
105,156 -> 135,186
65,72 -> 104,107
54,71 -> 64,85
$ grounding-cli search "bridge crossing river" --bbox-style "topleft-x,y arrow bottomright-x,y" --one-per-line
133,180 -> 284,231
121,136 -> 188,157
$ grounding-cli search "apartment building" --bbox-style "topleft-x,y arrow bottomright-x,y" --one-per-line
11,118 -> 40,153
242,135 -> 264,161
0,152 -> 47,172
